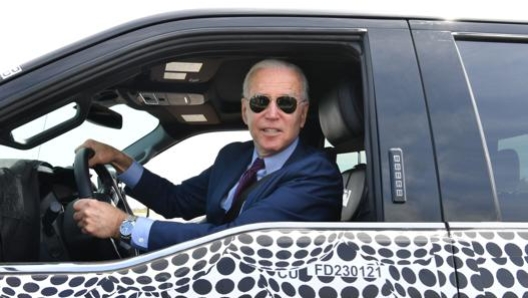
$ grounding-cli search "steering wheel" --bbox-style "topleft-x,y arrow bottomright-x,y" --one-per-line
62,147 -> 138,260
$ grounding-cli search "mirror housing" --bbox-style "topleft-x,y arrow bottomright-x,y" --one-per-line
86,104 -> 122,129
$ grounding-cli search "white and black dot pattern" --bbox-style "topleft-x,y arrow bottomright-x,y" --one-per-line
1,226 -> 527,297
0,274 -> 106,297
450,228 -> 528,297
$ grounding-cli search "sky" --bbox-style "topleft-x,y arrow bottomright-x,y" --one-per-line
1,1 -> 527,72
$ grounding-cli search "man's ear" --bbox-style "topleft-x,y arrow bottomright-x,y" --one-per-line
241,99 -> 249,125
300,103 -> 309,128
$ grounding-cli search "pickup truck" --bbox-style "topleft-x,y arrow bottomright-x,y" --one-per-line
0,9 -> 527,297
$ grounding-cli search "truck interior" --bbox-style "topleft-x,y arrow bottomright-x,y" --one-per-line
0,37 -> 371,263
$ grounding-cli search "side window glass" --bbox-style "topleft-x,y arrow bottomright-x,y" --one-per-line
145,131 -> 251,183
458,40 -> 528,221
0,104 -> 158,167
131,131 -> 252,219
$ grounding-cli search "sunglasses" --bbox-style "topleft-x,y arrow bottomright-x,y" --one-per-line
248,95 -> 304,114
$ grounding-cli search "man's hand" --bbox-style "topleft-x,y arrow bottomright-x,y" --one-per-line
76,139 -> 133,173
73,199 -> 127,239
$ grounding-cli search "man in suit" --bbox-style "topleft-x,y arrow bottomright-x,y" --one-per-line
73,59 -> 343,251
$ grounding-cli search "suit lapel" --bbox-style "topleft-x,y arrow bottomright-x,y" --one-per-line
220,150 -> 252,197
240,141 -> 309,211
209,140 -> 310,221
283,140 -> 308,166
208,142 -> 253,223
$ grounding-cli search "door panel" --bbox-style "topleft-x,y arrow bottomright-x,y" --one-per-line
412,28 -> 498,221
449,223 -> 528,296
2,223 -> 456,297
368,28 -> 441,221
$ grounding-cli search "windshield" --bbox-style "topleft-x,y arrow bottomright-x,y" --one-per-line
0,105 -> 158,167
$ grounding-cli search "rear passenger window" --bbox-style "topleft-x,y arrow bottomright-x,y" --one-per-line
324,140 -> 365,172
458,40 -> 528,221
336,151 -> 366,172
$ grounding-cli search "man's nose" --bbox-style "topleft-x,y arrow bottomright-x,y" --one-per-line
263,100 -> 280,118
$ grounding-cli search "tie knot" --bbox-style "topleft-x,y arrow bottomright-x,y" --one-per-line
249,157 -> 265,172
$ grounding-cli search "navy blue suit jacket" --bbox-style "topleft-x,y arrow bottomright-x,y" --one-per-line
127,140 -> 343,250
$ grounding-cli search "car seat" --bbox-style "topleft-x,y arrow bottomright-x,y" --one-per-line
319,78 -> 369,221
0,160 -> 42,262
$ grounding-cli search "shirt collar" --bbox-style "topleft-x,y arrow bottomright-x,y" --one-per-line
252,137 -> 299,175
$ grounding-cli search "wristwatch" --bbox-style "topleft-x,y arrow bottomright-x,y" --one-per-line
119,215 -> 138,242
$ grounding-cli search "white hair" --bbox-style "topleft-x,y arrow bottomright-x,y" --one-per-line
242,59 -> 309,101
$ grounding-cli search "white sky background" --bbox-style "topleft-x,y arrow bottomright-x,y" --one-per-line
1,0 -> 527,71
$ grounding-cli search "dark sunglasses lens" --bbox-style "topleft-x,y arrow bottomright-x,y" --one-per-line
277,96 -> 297,114
249,95 -> 270,113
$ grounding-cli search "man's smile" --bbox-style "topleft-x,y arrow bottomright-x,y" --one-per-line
261,128 -> 283,135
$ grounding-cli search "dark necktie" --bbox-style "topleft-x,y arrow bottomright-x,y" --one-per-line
223,158 -> 265,223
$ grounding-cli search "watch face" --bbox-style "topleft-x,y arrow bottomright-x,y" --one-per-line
120,221 -> 134,236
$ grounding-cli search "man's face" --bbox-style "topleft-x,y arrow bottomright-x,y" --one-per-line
242,67 -> 309,157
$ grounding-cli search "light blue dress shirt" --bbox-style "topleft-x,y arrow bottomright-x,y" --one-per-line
118,138 -> 299,250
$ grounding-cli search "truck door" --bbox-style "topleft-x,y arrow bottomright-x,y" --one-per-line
413,19 -> 528,296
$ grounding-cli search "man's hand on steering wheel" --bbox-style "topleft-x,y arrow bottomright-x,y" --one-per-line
72,139 -> 133,239
73,199 -> 127,239
65,140 -> 139,259
76,139 -> 133,173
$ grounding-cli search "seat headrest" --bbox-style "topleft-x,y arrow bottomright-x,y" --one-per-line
318,78 -> 363,152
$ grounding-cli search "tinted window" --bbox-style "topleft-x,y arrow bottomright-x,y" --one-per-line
458,40 -> 528,221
